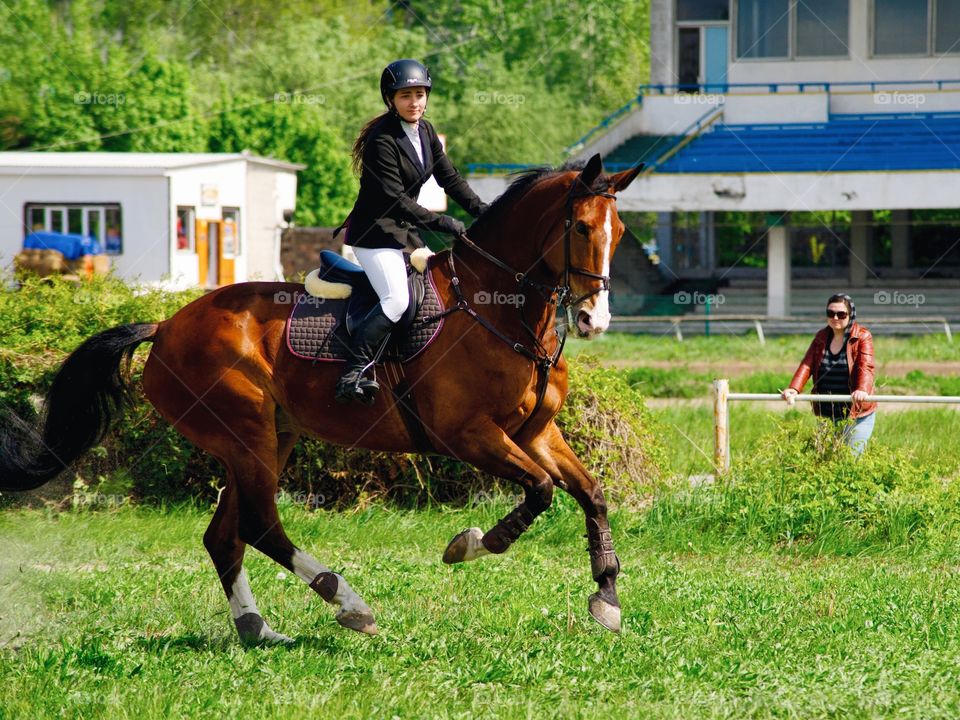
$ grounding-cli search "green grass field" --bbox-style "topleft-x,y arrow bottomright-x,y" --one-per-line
3,503 -> 960,719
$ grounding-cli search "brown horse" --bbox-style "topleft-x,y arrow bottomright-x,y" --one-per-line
0,153 -> 644,643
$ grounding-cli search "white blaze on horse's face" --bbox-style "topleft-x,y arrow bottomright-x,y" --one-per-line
575,205 -> 615,339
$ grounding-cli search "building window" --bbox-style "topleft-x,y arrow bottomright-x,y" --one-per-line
874,0 -> 928,55
796,0 -> 849,57
222,207 -> 240,257
105,207 -> 123,255
737,0 -> 790,58
176,207 -> 195,252
677,0 -> 729,22
873,0 -> 960,56
935,1 -> 960,54
24,203 -> 123,255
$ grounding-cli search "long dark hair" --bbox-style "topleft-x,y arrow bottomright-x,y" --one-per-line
351,110 -> 393,176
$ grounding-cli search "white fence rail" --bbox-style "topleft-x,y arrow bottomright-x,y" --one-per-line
711,378 -> 960,472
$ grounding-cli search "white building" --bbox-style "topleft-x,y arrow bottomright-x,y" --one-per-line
469,0 -> 960,320
0,152 -> 303,288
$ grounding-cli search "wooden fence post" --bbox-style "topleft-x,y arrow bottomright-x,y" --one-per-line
713,378 -> 730,474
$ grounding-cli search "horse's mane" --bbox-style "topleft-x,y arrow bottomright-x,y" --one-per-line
468,160 -> 609,235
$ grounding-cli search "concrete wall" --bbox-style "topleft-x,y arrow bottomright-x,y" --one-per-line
617,170 -> 960,212
244,164 -> 299,281
0,172 -> 169,282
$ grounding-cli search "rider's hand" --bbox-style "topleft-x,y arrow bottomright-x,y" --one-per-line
781,388 -> 798,405
437,215 -> 466,237
851,390 -> 869,404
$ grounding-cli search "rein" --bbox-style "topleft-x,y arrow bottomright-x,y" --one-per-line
415,182 -> 616,436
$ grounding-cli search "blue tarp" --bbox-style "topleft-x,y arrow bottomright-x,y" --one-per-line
24,231 -> 103,260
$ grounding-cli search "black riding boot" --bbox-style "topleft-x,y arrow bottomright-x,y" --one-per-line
335,306 -> 397,405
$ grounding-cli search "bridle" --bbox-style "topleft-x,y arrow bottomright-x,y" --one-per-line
456,181 -> 616,316
416,179 -> 617,436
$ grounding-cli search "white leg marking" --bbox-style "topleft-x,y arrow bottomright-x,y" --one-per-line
462,527 -> 491,561
291,549 -> 330,584
228,568 -> 261,619
292,549 -> 369,613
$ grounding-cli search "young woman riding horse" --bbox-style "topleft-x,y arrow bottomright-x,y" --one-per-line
335,59 -> 487,404
0,150 -> 643,644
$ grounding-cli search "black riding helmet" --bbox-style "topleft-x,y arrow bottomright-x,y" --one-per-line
380,59 -> 432,107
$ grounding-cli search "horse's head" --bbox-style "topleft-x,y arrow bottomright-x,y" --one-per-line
545,154 -> 644,339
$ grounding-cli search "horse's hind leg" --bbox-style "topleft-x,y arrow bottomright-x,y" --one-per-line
230,418 -> 377,635
203,482 -> 292,645
235,473 -> 378,636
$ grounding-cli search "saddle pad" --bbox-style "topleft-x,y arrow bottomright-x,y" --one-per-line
285,269 -> 445,363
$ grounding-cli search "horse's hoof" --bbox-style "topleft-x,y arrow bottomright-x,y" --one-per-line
336,609 -> 379,635
588,593 -> 621,633
234,613 -> 294,646
442,527 -> 488,564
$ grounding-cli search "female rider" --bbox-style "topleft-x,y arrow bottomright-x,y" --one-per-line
334,58 -> 487,404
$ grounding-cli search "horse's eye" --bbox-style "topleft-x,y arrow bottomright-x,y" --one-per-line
575,221 -> 588,235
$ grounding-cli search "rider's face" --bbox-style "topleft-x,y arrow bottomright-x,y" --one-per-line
392,87 -> 428,123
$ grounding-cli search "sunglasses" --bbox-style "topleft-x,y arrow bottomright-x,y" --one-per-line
826,310 -> 848,320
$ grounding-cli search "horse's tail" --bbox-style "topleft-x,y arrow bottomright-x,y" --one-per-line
0,323 -> 159,491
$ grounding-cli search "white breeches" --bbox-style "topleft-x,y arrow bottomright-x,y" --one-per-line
352,246 -> 410,323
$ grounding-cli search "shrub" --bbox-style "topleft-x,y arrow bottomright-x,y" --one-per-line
647,416 -> 960,549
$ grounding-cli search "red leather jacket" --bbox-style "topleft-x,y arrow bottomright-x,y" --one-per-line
788,322 -> 877,419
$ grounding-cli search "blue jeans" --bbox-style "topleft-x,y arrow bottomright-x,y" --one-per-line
841,411 -> 876,456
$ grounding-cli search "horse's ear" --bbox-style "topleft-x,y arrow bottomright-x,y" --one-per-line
576,153 -> 604,190
609,160 -> 645,193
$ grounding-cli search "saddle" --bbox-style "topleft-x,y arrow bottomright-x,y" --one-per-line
285,250 -> 444,364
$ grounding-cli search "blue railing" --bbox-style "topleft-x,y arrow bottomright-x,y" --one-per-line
562,95 -> 643,155
605,101 -> 725,172
637,79 -> 960,95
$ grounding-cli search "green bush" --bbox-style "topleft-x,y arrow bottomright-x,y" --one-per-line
647,416 -> 960,549
1,275 -> 663,509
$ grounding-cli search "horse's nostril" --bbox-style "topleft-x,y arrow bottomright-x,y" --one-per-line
578,311 -> 592,326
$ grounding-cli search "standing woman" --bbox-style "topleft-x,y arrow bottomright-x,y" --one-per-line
334,59 -> 487,404
781,293 -> 877,455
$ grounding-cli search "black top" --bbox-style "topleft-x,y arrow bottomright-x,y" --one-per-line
814,340 -> 850,420
342,114 -> 485,250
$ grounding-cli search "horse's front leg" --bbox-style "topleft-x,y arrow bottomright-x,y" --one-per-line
440,421 -> 554,564
518,421 -> 622,632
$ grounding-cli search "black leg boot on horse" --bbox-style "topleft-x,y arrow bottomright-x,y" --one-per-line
335,305 -> 397,405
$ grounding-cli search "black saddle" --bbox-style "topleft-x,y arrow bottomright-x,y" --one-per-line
318,250 -> 424,336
